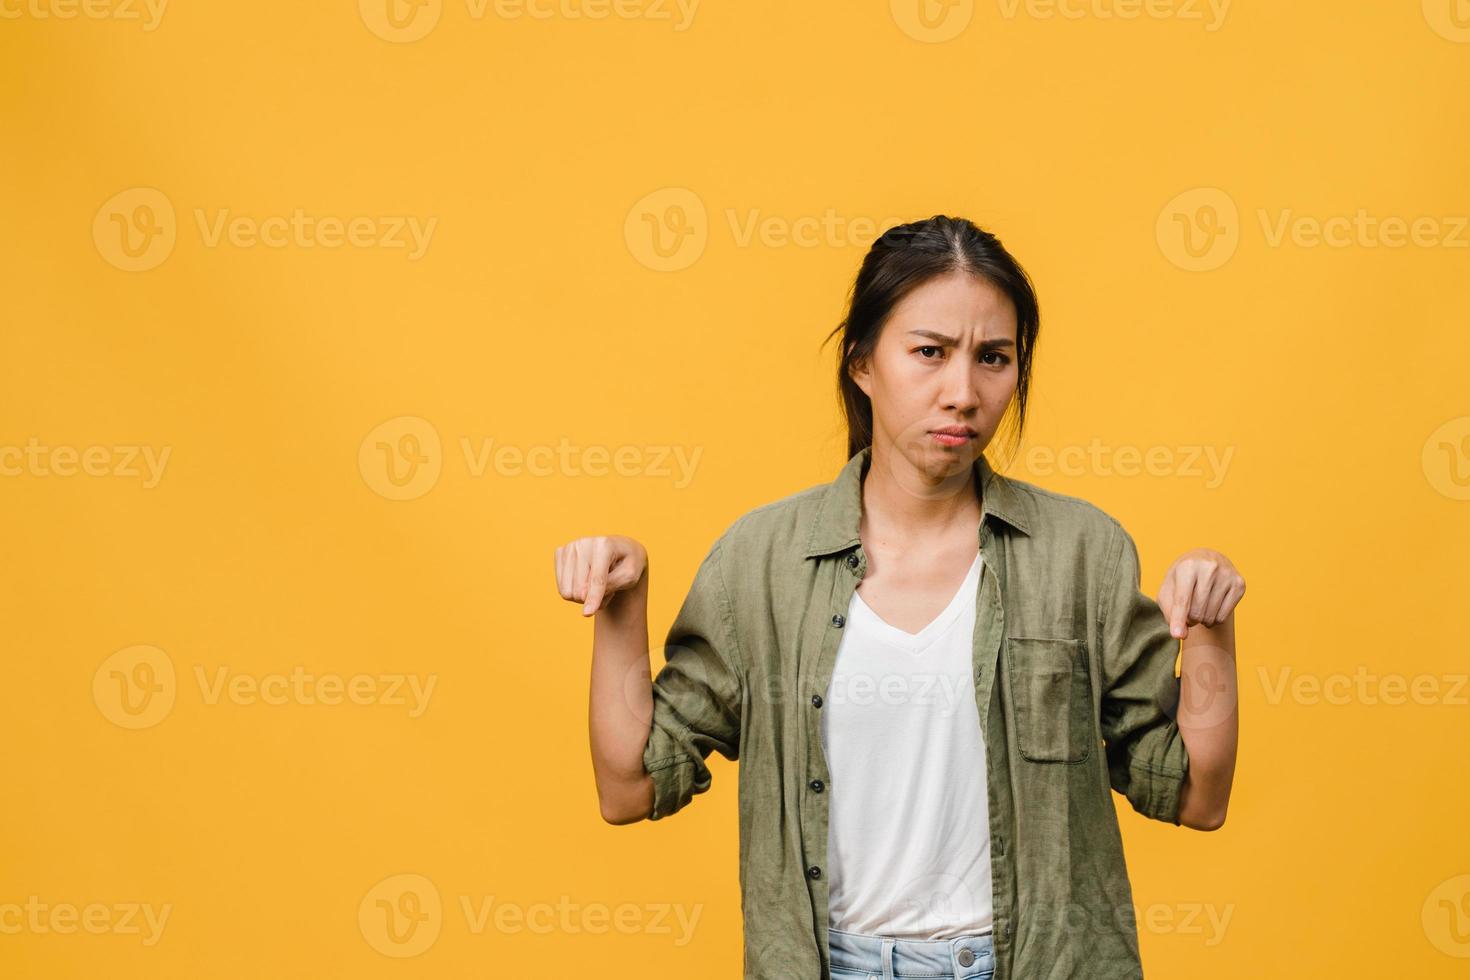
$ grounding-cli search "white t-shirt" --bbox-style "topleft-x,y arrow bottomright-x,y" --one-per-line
819,550 -> 994,939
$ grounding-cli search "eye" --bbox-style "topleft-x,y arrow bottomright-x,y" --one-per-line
980,351 -> 1012,367
916,346 -> 943,359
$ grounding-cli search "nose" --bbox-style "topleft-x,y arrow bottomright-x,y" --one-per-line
939,354 -> 981,413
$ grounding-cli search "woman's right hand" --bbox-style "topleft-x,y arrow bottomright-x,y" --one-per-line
553,535 -> 648,617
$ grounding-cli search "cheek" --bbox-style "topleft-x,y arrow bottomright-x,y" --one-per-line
980,370 -> 1018,407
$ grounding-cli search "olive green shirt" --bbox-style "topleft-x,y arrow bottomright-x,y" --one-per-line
641,445 -> 1191,980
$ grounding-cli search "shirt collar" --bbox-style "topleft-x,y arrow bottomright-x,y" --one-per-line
802,444 -> 1032,559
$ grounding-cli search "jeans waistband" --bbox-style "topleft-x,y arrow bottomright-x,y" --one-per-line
827,925 -> 994,979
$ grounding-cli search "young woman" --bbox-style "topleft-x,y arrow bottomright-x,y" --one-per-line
557,215 -> 1242,980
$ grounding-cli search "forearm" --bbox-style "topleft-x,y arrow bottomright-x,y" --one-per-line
588,573 -> 656,823
1175,613 -> 1239,829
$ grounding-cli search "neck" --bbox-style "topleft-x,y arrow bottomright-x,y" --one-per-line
859,439 -> 983,545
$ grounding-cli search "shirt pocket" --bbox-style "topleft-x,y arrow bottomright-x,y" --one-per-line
1004,636 -> 1094,764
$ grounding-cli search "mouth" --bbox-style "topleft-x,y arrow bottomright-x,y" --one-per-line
929,426 -> 978,447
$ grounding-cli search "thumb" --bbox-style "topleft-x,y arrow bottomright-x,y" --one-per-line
583,570 -> 607,616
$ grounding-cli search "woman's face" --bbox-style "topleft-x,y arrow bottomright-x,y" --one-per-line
850,269 -> 1019,481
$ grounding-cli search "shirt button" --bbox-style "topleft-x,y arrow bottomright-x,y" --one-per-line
831,614 -> 845,628
1005,922 -> 1013,939
811,694 -> 823,708
846,553 -> 859,568
809,778 -> 824,792
807,865 -> 822,879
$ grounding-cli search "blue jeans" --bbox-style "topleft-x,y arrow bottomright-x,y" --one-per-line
827,926 -> 995,980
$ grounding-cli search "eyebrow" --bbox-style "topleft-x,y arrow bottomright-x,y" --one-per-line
907,330 -> 1015,350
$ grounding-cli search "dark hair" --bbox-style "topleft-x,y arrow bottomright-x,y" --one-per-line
824,214 -> 1041,467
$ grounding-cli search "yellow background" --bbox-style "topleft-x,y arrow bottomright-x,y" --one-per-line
3,0 -> 1469,976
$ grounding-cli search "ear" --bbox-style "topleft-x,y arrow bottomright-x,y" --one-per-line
847,346 -> 872,399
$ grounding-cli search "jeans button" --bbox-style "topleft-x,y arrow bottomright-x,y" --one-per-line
957,948 -> 975,967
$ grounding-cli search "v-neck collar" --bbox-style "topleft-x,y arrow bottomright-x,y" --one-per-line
848,551 -> 983,652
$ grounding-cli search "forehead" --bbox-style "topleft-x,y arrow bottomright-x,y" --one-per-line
888,271 -> 1018,338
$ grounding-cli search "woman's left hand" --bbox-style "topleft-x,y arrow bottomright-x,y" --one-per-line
1157,548 -> 1246,639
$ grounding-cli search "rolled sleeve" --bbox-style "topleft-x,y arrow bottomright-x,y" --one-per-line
1097,521 -> 1191,825
641,535 -> 745,821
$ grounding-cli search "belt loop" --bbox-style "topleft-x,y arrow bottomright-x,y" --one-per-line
881,937 -> 895,980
